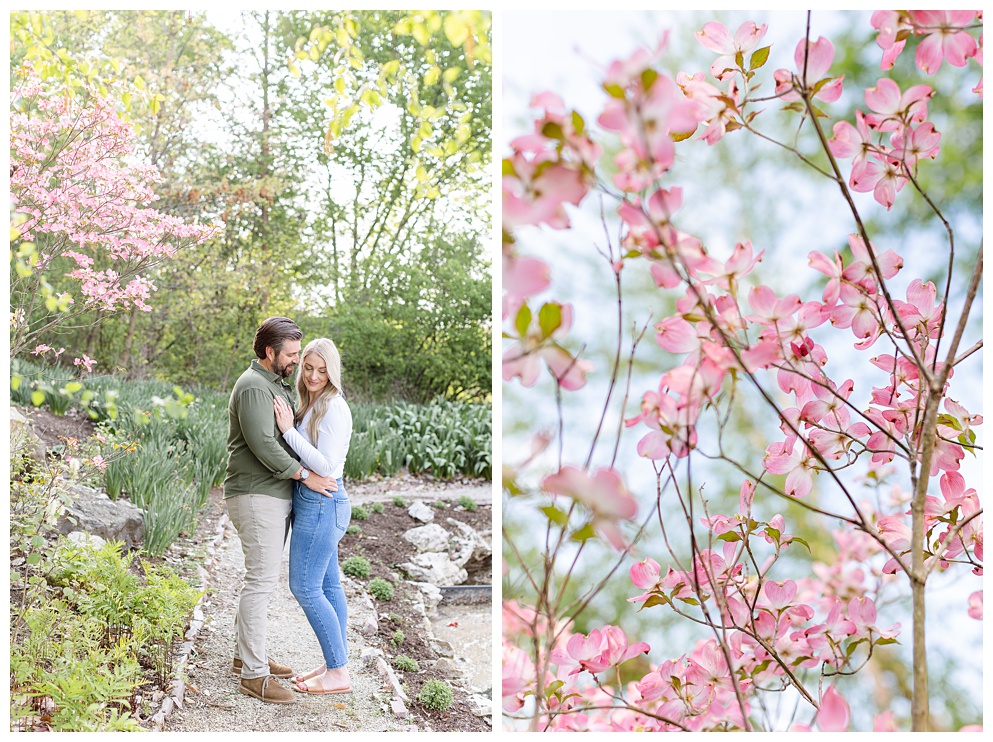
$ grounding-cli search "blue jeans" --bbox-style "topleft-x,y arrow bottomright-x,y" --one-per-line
289,479 -> 351,669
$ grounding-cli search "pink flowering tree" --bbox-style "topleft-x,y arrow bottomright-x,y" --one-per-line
9,65 -> 211,371
503,10 -> 982,732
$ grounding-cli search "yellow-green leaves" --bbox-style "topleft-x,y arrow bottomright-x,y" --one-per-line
443,14 -> 470,48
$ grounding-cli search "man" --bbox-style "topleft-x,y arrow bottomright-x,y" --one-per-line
224,316 -> 337,704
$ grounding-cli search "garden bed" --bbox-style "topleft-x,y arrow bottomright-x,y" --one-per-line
338,498 -> 492,732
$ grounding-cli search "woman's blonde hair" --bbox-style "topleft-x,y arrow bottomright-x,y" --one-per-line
294,337 -> 344,444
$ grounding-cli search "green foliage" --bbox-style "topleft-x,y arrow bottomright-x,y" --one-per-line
417,679 -> 454,711
15,10 -> 491,404
370,502 -> 384,514
9,430 -> 200,731
346,524 -> 362,536
393,496 -> 408,507
457,495 -> 477,511
11,360 -> 226,556
390,629 -> 405,646
368,577 -> 394,601
47,540 -> 201,680
345,399 -> 491,481
432,500 -> 447,509
341,555 -> 371,579
351,504 -> 369,521
393,655 -> 419,672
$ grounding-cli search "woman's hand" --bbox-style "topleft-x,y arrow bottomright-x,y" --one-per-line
273,396 -> 294,434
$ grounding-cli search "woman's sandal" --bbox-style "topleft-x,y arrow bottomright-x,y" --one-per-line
293,664 -> 326,683
294,675 -> 353,695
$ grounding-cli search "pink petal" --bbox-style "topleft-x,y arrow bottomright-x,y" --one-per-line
818,686 -> 851,732
696,22 -> 734,54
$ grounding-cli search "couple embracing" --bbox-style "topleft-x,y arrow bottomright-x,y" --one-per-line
223,316 -> 353,704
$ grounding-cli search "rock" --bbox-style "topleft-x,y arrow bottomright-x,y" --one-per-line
447,518 -> 491,569
431,638 -> 455,658
10,408 -> 48,464
360,647 -> 383,665
407,501 -> 434,523
468,694 -> 492,717
402,523 -> 450,553
432,657 -> 458,675
391,698 -> 408,718
65,531 -> 106,549
410,582 -> 443,616
398,552 -> 467,586
360,614 -> 378,636
56,483 -> 145,550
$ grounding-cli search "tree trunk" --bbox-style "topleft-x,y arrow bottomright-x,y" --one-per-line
121,305 -> 140,375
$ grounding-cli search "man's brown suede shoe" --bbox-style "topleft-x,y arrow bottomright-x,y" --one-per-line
232,658 -> 294,679
238,674 -> 296,704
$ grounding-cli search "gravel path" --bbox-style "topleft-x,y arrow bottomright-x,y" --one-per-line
162,479 -> 492,733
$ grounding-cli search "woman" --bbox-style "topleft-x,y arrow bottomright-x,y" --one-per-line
273,337 -> 353,694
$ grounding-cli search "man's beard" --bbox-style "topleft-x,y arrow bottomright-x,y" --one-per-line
274,360 -> 296,378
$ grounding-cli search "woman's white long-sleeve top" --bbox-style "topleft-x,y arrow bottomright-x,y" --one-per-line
282,394 -> 352,479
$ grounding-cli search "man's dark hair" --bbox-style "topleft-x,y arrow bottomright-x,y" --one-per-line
253,316 -> 302,359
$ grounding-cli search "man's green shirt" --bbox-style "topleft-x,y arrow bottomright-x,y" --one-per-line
223,360 -> 299,500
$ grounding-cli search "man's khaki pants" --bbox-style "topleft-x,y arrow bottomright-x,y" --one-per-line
226,494 -> 292,680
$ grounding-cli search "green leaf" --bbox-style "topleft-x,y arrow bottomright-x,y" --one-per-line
789,536 -> 811,552
570,523 -> 597,543
540,121 -> 564,141
636,593 -> 671,611
537,302 -> 563,339
937,413 -> 963,431
717,531 -> 741,542
749,46 -> 771,70
571,110 -> 585,135
514,303 -> 532,339
31,390 -> 45,407
603,83 -> 625,98
30,535 -> 45,548
540,505 -> 569,526
26,553 -> 42,566
64,381 -> 82,393
443,14 -> 470,48
640,68 -> 658,91
11,375 -> 22,391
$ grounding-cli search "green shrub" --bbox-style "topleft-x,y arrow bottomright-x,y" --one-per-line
369,577 -> 394,601
371,501 -> 384,514
391,629 -> 405,646
352,504 -> 369,521
392,496 -> 407,507
418,679 -> 454,711
10,536 -> 200,731
432,500 -> 446,509
341,555 -> 371,579
346,524 -> 362,536
393,655 -> 419,672
457,495 -> 478,511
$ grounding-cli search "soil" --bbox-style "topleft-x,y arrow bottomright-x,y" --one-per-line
19,405 -> 96,451
336,499 -> 493,731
